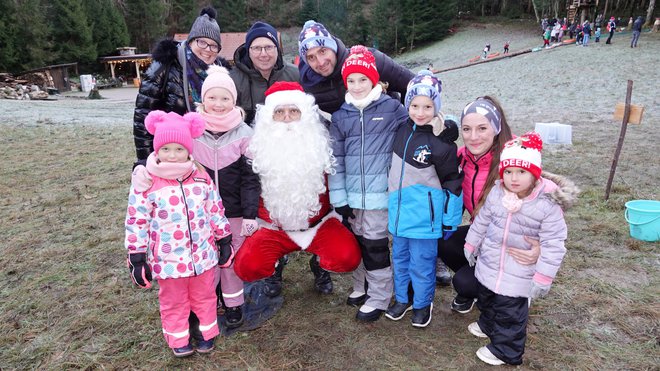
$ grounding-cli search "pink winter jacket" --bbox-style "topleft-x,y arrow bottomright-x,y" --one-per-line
125,168 -> 231,280
464,174 -> 578,298
458,146 -> 492,219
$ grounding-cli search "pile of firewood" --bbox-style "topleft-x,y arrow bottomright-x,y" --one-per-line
0,72 -> 50,100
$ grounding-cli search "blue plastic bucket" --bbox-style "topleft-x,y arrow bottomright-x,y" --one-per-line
624,200 -> 660,242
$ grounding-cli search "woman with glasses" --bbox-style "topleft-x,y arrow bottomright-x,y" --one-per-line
132,6 -> 231,169
230,21 -> 299,125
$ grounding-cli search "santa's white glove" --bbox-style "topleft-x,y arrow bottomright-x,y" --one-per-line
464,248 -> 476,267
131,165 -> 153,192
240,219 -> 259,237
529,281 -> 551,300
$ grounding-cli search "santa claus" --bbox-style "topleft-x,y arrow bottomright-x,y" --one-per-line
233,82 -> 361,296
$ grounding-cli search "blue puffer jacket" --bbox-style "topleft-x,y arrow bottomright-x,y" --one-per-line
388,121 -> 464,239
329,94 -> 409,210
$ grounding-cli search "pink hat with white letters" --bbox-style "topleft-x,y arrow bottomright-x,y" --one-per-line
499,132 -> 543,179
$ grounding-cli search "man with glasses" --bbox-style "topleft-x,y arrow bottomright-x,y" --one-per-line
234,81 -> 361,298
230,21 -> 299,125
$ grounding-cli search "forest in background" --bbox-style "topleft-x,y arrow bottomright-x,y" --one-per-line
0,0 -> 655,74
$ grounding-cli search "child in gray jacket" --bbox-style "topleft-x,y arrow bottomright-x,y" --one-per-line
463,132 -> 578,366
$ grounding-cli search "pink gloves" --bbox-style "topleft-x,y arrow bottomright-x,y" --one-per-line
131,165 -> 153,192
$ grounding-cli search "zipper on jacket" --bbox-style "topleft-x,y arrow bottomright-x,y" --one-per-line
428,191 -> 435,232
495,212 -> 513,293
470,161 -> 479,213
360,110 -> 366,209
394,126 -> 415,234
179,178 -> 197,276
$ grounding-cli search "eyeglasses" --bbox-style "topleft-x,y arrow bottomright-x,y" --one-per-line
195,39 -> 220,53
249,45 -> 277,54
273,106 -> 301,122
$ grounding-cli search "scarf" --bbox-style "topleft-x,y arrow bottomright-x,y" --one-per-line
200,107 -> 243,133
345,84 -> 383,110
299,61 -> 327,89
501,188 -> 523,213
145,152 -> 195,180
185,46 -> 210,109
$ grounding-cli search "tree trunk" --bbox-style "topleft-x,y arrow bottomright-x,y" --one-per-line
646,0 -> 656,26
603,0 -> 610,19
531,0 -> 540,21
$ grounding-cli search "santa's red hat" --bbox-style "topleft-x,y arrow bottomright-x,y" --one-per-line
263,81 -> 315,114
499,132 -> 543,179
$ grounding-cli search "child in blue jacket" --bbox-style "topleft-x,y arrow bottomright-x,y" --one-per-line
386,70 -> 463,327
329,45 -> 409,322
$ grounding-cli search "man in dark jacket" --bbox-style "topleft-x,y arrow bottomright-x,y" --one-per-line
132,7 -> 230,168
631,16 -> 644,47
230,21 -> 299,125
297,20 -> 414,116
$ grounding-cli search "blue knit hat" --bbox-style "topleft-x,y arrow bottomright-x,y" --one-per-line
245,21 -> 279,49
405,70 -> 442,114
298,20 -> 338,62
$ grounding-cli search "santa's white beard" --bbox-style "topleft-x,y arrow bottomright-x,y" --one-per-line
250,109 -> 335,231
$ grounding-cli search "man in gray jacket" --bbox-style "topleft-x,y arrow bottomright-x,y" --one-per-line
230,21 -> 299,125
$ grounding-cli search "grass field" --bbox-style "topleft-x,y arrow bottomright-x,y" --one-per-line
1,19 -> 658,369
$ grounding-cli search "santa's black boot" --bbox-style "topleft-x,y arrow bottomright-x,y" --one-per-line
264,257 -> 286,297
309,255 -> 333,294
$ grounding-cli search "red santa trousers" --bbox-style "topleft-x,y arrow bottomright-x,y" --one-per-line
234,218 -> 361,282
158,268 -> 219,348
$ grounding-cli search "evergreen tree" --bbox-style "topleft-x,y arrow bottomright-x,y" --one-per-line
402,0 -> 456,50
298,0 -> 318,25
165,0 -> 195,36
0,0 -> 17,72
84,0 -> 130,57
317,0 -> 346,39
125,0 -> 167,52
344,1 -> 369,46
49,0 -> 97,64
14,0 -> 52,70
213,0 -> 249,32
370,0 -> 402,52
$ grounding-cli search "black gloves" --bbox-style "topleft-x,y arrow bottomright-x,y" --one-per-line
335,205 -> 355,219
216,235 -> 234,268
439,117 -> 459,143
127,253 -> 152,289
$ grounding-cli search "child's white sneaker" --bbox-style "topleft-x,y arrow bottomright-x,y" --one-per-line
468,322 -> 488,338
476,346 -> 505,366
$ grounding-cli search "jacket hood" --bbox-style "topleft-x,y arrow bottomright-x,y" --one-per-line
233,43 -> 284,74
151,38 -> 179,64
540,171 -> 580,211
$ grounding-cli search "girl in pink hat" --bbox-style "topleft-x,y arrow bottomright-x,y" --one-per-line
463,132 -> 579,366
124,110 -> 233,357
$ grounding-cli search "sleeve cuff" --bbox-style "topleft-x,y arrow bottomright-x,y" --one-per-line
533,272 -> 553,285
464,243 -> 476,254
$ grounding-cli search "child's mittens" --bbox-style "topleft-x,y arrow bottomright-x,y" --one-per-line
438,114 -> 459,142
127,253 -> 152,289
240,219 -> 258,237
529,280 -> 551,299
216,235 -> 235,268
131,165 -> 153,192
464,247 -> 476,267
334,205 -> 355,219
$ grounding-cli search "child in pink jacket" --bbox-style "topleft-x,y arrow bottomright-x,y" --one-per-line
125,110 -> 233,357
463,132 -> 578,366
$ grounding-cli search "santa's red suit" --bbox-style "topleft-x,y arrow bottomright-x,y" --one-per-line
234,192 -> 360,282
233,82 -> 360,282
